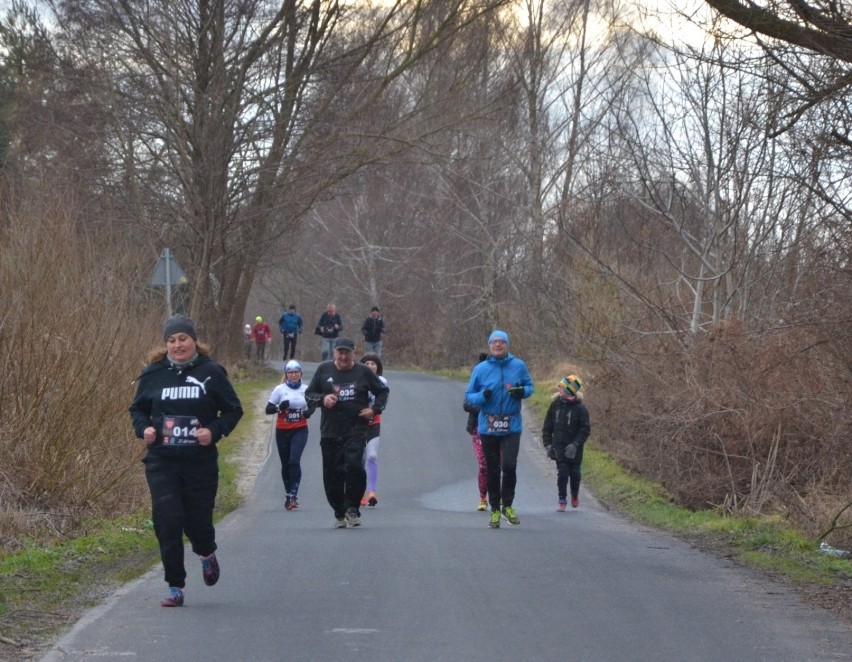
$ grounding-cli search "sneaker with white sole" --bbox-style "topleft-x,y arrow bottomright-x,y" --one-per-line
557,500 -> 567,512
501,505 -> 520,525
489,509 -> 501,528
334,517 -> 347,528
345,508 -> 361,527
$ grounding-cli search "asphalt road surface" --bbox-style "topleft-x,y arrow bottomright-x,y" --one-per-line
42,363 -> 851,661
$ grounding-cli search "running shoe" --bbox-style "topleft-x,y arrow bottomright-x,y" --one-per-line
201,553 -> 220,586
289,496 -> 299,510
501,505 -> 520,525
360,494 -> 368,507
367,492 -> 378,507
161,587 -> 184,607
489,509 -> 501,528
477,498 -> 488,511
557,500 -> 567,512
334,517 -> 347,528
571,495 -> 579,508
345,508 -> 361,527
285,495 -> 292,510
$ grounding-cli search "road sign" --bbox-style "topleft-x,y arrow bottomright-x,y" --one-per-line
150,248 -> 187,317
150,248 -> 186,286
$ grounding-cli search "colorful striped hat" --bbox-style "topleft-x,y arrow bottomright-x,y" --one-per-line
560,375 -> 583,395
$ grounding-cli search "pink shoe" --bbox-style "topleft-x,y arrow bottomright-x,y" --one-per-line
557,500 -> 567,512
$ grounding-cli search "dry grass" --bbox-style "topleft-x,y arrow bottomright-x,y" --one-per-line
0,186 -> 155,549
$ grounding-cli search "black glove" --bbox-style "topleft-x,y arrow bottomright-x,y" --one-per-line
564,443 -> 578,460
483,389 -> 492,401
546,445 -> 557,460
508,385 -> 525,399
302,408 -> 312,419
277,400 -> 290,412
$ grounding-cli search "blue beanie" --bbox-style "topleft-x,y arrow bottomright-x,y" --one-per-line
488,330 -> 509,345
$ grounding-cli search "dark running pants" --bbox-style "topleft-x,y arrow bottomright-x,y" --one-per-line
144,455 -> 218,588
320,435 -> 367,518
555,444 -> 584,500
275,427 -> 309,496
283,334 -> 297,360
481,433 -> 520,509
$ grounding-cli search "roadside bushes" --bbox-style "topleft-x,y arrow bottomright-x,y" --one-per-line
0,187 -> 154,549
592,321 -> 851,545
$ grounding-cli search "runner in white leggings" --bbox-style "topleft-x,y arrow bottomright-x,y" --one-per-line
360,353 -> 387,507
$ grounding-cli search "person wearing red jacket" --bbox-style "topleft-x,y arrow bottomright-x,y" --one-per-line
250,315 -> 273,362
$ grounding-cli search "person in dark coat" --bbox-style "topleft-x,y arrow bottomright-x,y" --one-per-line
129,315 -> 243,607
541,375 -> 591,510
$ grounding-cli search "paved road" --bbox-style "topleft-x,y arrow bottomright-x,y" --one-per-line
42,363 -> 851,661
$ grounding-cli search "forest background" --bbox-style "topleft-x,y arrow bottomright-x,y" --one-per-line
0,0 -> 849,559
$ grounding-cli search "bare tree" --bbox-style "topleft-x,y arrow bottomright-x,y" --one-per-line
47,0 -> 507,351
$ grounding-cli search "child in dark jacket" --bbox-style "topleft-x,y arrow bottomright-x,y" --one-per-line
541,375 -> 591,510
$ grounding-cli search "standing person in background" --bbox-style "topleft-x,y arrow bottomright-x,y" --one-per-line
465,330 -> 534,529
542,375 -> 591,510
463,352 -> 489,511
361,306 -> 386,356
265,360 -> 313,511
305,337 -> 389,528
242,323 -> 253,360
250,315 -> 273,363
315,303 -> 342,361
278,304 -> 303,360
129,315 -> 243,608
359,353 -> 387,507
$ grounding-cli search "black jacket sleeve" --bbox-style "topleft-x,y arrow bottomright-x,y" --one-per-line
541,401 -> 555,447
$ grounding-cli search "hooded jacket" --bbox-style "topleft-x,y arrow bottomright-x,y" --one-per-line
465,352 -> 534,436
541,393 -> 590,452
129,354 -> 244,460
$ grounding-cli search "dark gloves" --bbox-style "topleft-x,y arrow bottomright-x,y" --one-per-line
508,385 -> 525,399
546,445 -> 557,460
565,443 -> 578,460
277,400 -> 290,412
302,408 -> 312,419
483,389 -> 492,401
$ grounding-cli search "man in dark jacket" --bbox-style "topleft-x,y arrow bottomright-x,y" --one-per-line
278,304 -> 303,360
315,303 -> 343,360
305,337 -> 389,528
361,306 -> 386,356
542,375 -> 591,510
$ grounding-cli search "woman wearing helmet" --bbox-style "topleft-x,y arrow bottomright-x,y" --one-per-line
265,360 -> 314,510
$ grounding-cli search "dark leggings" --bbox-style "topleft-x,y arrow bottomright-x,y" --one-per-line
555,444 -> 584,499
275,427 -> 309,495
283,335 -> 297,360
480,433 -> 520,509
320,435 -> 367,518
144,455 -> 218,588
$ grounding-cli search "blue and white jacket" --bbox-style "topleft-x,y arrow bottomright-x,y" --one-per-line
465,353 -> 534,436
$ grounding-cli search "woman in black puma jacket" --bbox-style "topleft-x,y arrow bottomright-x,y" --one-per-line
129,315 -> 243,607
541,375 -> 590,509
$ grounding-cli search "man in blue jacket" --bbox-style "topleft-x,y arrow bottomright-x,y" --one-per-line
465,330 -> 534,528
278,304 -> 303,360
